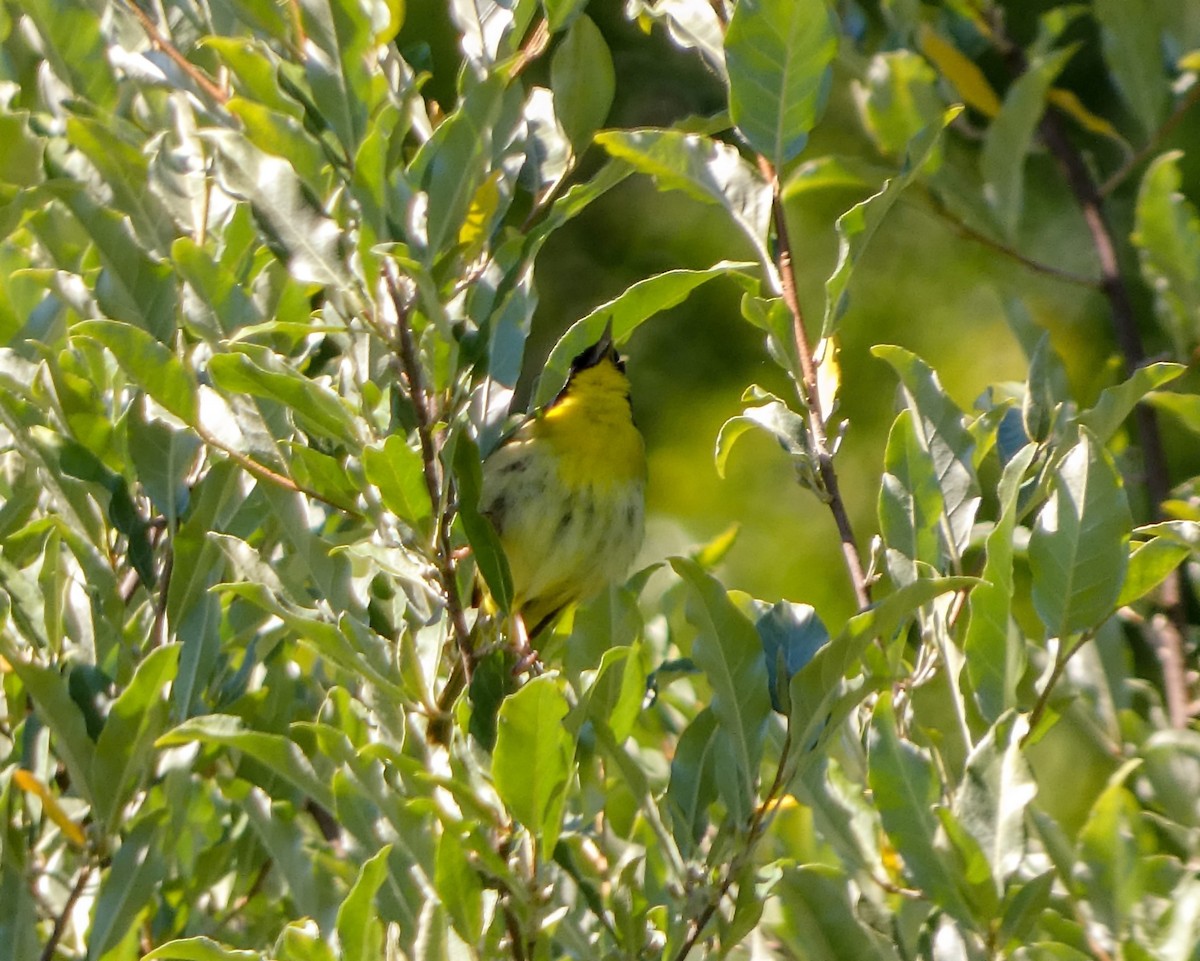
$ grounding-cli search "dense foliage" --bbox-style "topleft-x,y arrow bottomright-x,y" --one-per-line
2,0 -> 1200,959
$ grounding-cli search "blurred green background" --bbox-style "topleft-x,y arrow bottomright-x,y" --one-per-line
401,0 -> 1200,635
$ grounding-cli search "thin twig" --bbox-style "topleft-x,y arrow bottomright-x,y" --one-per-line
382,266 -> 474,679
671,730 -> 795,961
1101,81 -> 1200,196
194,427 -> 363,519
121,0 -> 229,106
916,188 -> 1099,288
757,157 -> 872,612
39,861 -> 93,961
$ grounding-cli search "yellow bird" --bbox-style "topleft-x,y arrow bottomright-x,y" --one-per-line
429,322 -> 645,741
480,320 -> 646,642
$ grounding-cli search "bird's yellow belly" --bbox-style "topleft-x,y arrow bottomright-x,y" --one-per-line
480,440 -> 645,629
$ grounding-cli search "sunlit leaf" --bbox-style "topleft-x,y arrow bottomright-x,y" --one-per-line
493,675 -> 574,850
1029,431 -> 1132,638
725,0 -> 838,166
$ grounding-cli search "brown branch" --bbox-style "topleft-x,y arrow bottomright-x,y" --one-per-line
39,862 -> 93,961
1034,106 -> 1192,729
121,0 -> 229,106
383,266 -> 474,685
1101,81 -> 1200,196
757,157 -> 872,612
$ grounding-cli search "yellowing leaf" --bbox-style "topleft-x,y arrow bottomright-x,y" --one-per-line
13,769 -> 87,847
919,24 -> 1001,118
1047,88 -> 1128,148
458,171 -> 502,249
1179,50 -> 1200,73
0,655 -> 10,672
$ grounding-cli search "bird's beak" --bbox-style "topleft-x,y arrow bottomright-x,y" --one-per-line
597,319 -> 615,354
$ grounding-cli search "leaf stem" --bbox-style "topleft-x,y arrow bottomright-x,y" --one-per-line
1025,632 -> 1090,743
757,157 -> 872,612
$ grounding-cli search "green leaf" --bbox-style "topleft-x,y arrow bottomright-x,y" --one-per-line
1146,390 -> 1200,434
156,714 -> 335,811
671,557 -> 771,825
596,128 -> 774,277
1076,772 -> 1152,937
551,14 -> 615,153
980,47 -> 1074,239
143,938 -> 263,961
86,814 -> 166,961
204,130 -> 349,288
868,693 -> 972,922
73,320 -> 198,424
288,444 -> 361,512
823,108 -> 957,336
363,435 -> 431,523
91,645 -> 179,833
964,445 -> 1038,721
534,261 -> 754,406
873,345 -> 980,566
455,433 -> 513,613
47,185 -> 179,342
1029,431 -> 1132,638
337,845 -> 392,961
297,0 -> 377,154
1075,362 -> 1186,442
0,113 -> 45,188
409,74 -> 511,256
755,600 -> 829,714
1132,152 -> 1200,355
666,707 -> 719,854
999,872 -> 1056,947
208,349 -> 359,447
1093,0 -> 1167,136
1118,537 -> 1191,607
879,409 -> 946,584
435,830 -> 484,944
128,403 -> 201,525
0,642 -> 96,808
493,675 -> 574,850
724,0 -> 838,167
715,392 -> 813,482
854,51 -> 944,162
954,713 -> 1037,887
775,865 -> 897,961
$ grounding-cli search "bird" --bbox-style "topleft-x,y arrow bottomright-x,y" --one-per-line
479,319 -> 647,643
428,321 -> 645,742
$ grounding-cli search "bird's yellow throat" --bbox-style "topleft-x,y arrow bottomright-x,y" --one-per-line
536,358 -> 645,490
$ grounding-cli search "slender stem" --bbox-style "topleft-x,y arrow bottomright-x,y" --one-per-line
1101,81 -> 1200,196
1025,632 -> 1090,742
1034,106 -> 1192,729
39,862 -> 93,961
757,157 -> 872,612
671,729 -> 794,961
916,188 -> 1099,288
383,266 -> 474,680
121,0 -> 228,106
